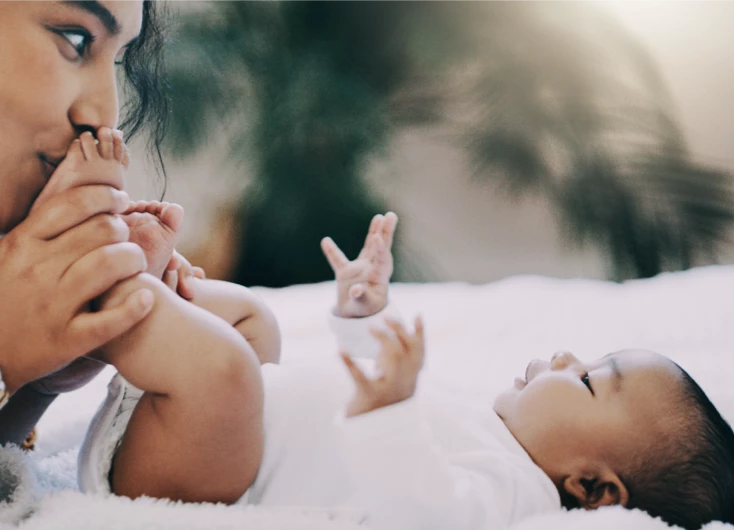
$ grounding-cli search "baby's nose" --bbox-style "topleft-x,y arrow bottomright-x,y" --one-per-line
550,350 -> 579,370
525,359 -> 550,382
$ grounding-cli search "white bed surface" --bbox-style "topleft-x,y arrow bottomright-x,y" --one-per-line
7,266 -> 734,529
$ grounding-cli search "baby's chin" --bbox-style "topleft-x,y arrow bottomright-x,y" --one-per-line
492,385 -> 519,420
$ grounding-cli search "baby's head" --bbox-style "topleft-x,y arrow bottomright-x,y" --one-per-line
494,349 -> 734,529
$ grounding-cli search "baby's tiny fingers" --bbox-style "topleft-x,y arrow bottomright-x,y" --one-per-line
341,352 -> 371,389
193,266 -> 206,279
369,327 -> 394,346
414,315 -> 425,344
412,315 -> 426,365
381,211 -> 398,249
349,283 -> 366,301
384,318 -> 410,353
321,237 -> 348,272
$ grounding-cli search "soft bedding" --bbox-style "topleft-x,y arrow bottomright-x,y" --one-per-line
2,266 -> 734,529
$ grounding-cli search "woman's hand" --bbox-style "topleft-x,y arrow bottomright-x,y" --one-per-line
0,184 -> 154,395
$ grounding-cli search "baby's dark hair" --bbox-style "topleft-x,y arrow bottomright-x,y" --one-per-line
117,0 -> 170,187
622,364 -> 734,529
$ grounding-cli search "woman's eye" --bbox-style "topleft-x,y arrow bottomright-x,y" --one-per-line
60,29 -> 93,58
581,372 -> 595,395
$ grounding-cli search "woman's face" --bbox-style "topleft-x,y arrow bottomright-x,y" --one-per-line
0,1 -> 143,233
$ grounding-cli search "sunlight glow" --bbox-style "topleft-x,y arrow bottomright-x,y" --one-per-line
587,0 -> 700,26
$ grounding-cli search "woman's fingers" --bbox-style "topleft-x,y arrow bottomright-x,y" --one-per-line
68,287 -> 155,363
50,213 -> 131,268
61,242 -> 148,308
22,185 -> 130,241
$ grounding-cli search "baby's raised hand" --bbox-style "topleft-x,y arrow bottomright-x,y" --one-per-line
121,200 -> 184,280
341,316 -> 425,417
321,212 -> 397,318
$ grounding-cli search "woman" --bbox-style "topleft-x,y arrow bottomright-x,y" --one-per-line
0,0 -> 168,499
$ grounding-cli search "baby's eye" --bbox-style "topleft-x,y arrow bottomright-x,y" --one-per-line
581,372 -> 595,395
59,29 -> 94,58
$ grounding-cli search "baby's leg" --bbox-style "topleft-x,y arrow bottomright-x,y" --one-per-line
94,273 -> 264,503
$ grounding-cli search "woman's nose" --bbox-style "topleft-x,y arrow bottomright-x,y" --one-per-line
68,70 -> 120,135
550,350 -> 580,371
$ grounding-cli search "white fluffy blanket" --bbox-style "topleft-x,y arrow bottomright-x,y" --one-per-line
3,267 -> 734,529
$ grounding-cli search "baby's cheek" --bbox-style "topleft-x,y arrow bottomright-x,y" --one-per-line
492,386 -> 520,419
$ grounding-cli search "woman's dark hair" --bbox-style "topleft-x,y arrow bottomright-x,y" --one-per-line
117,0 -> 169,192
623,364 -> 734,529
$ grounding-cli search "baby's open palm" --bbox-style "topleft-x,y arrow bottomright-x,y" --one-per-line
321,212 -> 397,318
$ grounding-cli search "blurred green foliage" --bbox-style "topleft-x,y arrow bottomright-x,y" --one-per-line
165,1 -> 734,285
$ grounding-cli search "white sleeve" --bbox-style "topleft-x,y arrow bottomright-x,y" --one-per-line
335,399 -> 548,530
0,445 -> 37,524
327,303 -> 402,360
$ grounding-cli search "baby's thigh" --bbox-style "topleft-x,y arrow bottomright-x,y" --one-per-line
111,382 -> 264,504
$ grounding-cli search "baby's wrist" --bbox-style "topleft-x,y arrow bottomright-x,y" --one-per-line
336,298 -> 387,319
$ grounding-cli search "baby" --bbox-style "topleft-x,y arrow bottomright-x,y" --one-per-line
44,134 -> 734,530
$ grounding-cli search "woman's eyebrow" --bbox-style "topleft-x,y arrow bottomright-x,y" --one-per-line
63,1 -> 120,36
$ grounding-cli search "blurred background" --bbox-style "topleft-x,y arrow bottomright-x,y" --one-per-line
124,1 -> 734,287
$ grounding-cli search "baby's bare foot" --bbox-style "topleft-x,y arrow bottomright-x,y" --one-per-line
122,201 -> 184,280
32,127 -> 128,211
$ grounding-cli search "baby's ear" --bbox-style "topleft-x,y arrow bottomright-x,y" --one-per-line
563,469 -> 629,509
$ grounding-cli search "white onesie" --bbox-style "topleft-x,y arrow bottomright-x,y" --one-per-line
241,307 -> 560,529
79,306 -> 560,530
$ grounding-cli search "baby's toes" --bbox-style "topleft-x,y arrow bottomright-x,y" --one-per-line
112,129 -> 126,162
144,200 -> 162,215
160,203 -> 185,235
64,138 -> 84,166
79,131 -> 98,161
121,144 -> 130,169
97,127 -> 114,160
